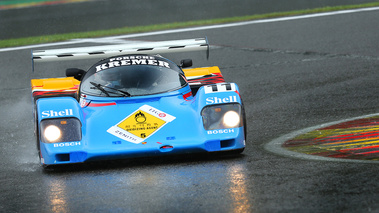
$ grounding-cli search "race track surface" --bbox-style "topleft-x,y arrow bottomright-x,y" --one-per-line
0,0 -> 377,39
1,2 -> 379,213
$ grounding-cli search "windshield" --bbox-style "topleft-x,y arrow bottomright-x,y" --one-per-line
81,55 -> 187,97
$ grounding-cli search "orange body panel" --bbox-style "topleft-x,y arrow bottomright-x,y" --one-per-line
30,66 -> 223,97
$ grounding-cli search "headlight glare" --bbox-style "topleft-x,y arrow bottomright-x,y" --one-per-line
223,111 -> 240,128
44,125 -> 62,142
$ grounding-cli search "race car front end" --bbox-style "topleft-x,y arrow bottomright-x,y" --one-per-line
31,38 -> 246,167
35,83 -> 245,167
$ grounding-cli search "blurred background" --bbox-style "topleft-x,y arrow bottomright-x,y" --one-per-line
1,0 -> 377,40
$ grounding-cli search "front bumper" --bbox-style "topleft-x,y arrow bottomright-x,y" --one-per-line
39,129 -> 245,166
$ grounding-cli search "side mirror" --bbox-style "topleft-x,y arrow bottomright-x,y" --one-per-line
66,68 -> 86,81
180,59 -> 193,68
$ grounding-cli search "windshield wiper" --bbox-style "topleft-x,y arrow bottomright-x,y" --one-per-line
90,82 -> 131,97
90,82 -> 110,97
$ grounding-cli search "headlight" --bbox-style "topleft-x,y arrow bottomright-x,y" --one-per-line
202,104 -> 243,130
44,125 -> 62,142
223,111 -> 241,128
40,118 -> 82,143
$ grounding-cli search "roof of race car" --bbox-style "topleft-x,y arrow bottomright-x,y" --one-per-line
80,54 -> 187,97
87,54 -> 183,75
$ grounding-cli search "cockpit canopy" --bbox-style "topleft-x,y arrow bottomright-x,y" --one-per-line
80,54 -> 187,97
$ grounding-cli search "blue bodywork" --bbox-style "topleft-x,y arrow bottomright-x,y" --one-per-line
34,54 -> 245,166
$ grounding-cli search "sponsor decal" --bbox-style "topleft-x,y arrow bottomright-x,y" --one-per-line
96,55 -> 170,72
107,105 -> 175,144
53,142 -> 81,147
207,129 -> 235,135
41,109 -> 73,118
206,96 -> 238,105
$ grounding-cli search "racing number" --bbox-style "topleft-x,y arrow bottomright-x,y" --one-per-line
117,110 -> 166,139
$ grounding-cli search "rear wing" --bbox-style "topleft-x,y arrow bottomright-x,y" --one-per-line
32,38 -> 209,64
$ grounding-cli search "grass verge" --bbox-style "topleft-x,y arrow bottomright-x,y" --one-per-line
1,2 -> 379,48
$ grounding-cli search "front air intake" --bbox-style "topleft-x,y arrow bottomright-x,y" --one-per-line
220,139 -> 235,148
55,154 -> 70,162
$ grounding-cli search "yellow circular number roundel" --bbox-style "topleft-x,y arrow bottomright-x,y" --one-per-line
117,110 -> 166,138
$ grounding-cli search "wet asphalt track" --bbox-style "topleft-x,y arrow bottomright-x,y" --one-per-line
1,2 -> 379,213
0,0 -> 378,39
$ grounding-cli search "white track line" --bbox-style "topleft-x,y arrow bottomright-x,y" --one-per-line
1,6 -> 379,52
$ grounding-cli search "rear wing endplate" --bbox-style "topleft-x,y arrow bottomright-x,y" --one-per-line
32,38 -> 209,64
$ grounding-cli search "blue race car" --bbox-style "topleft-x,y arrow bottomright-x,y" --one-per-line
31,38 -> 246,167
